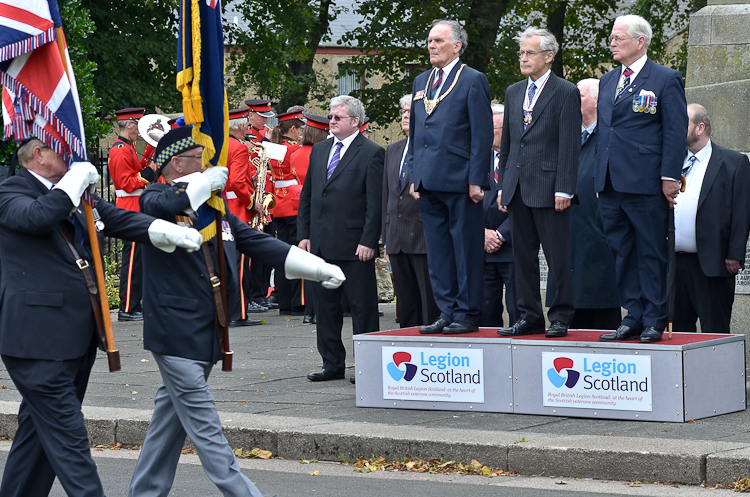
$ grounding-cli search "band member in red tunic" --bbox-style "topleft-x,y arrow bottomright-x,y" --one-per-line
290,113 -> 330,323
109,107 -> 155,321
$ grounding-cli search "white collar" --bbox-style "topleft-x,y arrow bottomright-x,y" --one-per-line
435,57 -> 460,78
622,54 -> 647,74
333,129 -> 359,149
28,169 -> 54,190
688,140 -> 712,164
527,68 -> 552,88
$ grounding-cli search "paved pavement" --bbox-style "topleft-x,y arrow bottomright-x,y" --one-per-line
0,303 -> 749,487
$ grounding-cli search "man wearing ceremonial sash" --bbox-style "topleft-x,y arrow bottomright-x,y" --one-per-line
404,19 -> 493,336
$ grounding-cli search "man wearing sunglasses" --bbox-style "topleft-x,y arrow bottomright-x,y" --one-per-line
298,95 -> 385,383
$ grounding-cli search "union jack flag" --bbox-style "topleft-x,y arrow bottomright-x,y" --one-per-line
0,0 -> 87,164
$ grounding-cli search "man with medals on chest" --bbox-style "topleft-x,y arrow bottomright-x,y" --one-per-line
403,19 -> 493,336
109,107 -> 156,322
496,28 -> 581,339
595,15 -> 688,344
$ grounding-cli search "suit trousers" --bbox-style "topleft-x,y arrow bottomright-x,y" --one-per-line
673,252 -> 735,333
129,353 -> 262,497
480,261 -> 518,327
313,258 -> 379,372
119,241 -> 142,313
420,190 -> 485,325
389,252 -> 439,327
598,185 -> 669,329
274,216 -> 303,311
1,341 -> 102,497
508,192 -> 574,325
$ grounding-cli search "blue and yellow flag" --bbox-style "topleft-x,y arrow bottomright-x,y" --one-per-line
177,0 -> 228,241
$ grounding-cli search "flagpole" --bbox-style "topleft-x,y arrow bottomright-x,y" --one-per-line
54,28 -> 121,371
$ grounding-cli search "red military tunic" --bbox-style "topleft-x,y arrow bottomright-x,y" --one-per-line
270,135 -> 302,218
224,135 -> 254,224
108,137 -> 153,212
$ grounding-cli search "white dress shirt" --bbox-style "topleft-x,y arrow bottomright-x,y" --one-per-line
674,140 -> 712,253
615,53 -> 647,97
399,137 -> 409,179
431,57 -> 460,97
28,169 -> 54,190
327,129 -> 360,165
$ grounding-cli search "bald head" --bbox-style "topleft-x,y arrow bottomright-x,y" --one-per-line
686,103 -> 711,154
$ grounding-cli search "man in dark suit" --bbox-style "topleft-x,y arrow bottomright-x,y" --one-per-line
383,94 -> 439,328
298,95 -> 385,382
496,27 -> 581,339
0,138 -> 202,497
482,103 -> 518,327
596,15 -> 688,344
129,127 -> 344,495
672,104 -> 750,333
404,19 -> 493,335
568,78 -> 621,330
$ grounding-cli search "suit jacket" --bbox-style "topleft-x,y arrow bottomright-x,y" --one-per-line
570,125 -> 620,308
498,72 -> 581,208
382,137 -> 427,255
484,158 -> 513,264
404,60 -> 493,192
297,132 -> 384,260
140,182 -> 290,363
692,143 -> 750,277
0,167 -> 153,360
594,58 -> 688,195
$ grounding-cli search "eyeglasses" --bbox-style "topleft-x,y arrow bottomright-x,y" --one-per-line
493,126 -> 503,130
399,109 -> 410,115
610,35 -> 636,43
175,152 -> 203,160
517,50 -> 550,58
327,114 -> 353,122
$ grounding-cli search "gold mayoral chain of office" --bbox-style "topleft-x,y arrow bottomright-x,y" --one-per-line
423,64 -> 466,115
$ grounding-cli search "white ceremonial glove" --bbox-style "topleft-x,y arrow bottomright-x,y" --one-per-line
202,166 -> 228,192
284,245 -> 346,289
148,219 -> 203,253
52,161 -> 100,207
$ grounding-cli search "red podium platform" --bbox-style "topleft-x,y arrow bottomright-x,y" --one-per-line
353,329 -> 746,422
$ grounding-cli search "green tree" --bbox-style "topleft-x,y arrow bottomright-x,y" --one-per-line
225,0 -> 340,111
80,0 -> 182,120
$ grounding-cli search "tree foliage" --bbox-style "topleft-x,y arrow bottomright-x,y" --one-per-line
225,0 -> 340,111
80,0 -> 181,119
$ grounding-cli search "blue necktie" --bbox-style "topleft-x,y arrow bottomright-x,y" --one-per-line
616,67 -> 633,100
430,69 -> 443,99
327,142 -> 343,181
527,82 -> 537,106
682,155 -> 697,177
581,129 -> 590,146
524,82 -> 537,130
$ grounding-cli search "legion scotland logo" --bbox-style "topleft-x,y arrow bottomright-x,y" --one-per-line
386,351 -> 418,382
547,357 -> 580,388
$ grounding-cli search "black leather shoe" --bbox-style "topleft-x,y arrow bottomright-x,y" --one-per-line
229,318 -> 262,327
419,318 -> 450,334
599,325 -> 642,341
247,301 -> 268,313
497,319 -> 544,336
303,315 -> 315,324
443,321 -> 479,335
265,298 -> 279,310
118,311 -> 143,322
307,369 -> 345,381
350,376 -> 356,384
545,320 -> 568,338
639,326 -> 664,343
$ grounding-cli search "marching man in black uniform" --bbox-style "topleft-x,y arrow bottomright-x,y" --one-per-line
128,127 -> 345,496
0,138 -> 203,497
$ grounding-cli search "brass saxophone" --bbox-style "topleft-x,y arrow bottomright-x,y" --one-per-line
250,142 -> 276,230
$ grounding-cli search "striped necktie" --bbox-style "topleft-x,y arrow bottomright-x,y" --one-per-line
616,67 -> 633,100
327,142 -> 343,181
430,69 -> 443,99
